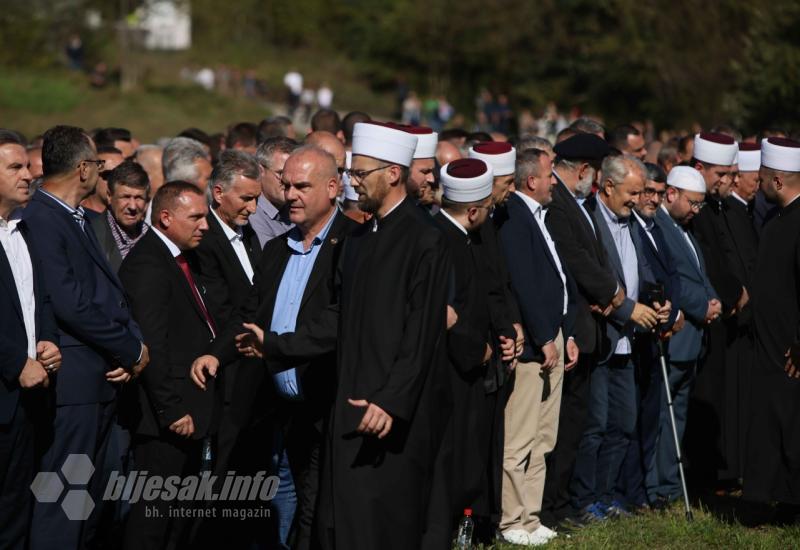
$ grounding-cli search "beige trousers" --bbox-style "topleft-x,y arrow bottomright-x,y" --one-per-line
500,330 -> 565,533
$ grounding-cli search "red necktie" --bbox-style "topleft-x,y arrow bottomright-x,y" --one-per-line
175,254 -> 216,337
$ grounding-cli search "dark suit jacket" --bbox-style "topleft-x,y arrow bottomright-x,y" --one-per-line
0,221 -> 59,424
722,196 -> 758,289
90,212 -> 123,273
119,230 -> 216,439
211,211 -> 359,422
545,178 -> 618,354
192,211 -> 262,326
656,208 -> 718,362
499,193 -> 577,363
630,214 -> 681,330
22,190 -> 142,406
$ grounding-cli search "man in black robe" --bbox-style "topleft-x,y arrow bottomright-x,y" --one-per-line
685,132 -> 748,488
744,137 -> 800,510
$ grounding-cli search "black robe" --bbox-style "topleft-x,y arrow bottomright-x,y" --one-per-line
686,198 -> 744,482
720,195 -> 759,478
264,197 -> 453,549
744,196 -> 800,504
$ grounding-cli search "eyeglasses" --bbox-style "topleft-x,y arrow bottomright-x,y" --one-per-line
643,188 -> 666,198
686,198 -> 706,211
345,165 -> 391,183
81,159 -> 106,169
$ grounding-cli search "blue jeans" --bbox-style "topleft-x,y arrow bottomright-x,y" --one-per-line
570,354 -> 637,509
271,428 -> 297,549
647,361 -> 695,501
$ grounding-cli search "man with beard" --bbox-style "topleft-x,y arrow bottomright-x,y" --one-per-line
650,166 -> 720,507
744,137 -> 800,512
685,132 -> 748,490
541,134 -> 625,527
403,126 -> 438,211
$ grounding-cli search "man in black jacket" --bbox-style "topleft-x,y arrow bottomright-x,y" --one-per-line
193,146 -> 358,550
120,181 -> 217,549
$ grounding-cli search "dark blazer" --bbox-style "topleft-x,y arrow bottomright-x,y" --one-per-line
656,208 -> 718,362
22,190 -> 142,406
722,196 -> 758,289
586,196 -> 659,361
90,212 -> 123,273
545,178 -> 618,354
118,230 -> 216,439
499,192 -> 577,363
0,221 -> 59,424
630,213 -> 681,329
192,211 -> 262,326
211,211 -> 359,420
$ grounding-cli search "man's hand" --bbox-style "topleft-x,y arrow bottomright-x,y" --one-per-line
483,344 -> 493,364
590,303 -> 614,317
235,322 -> 265,359
132,343 -> 149,377
671,311 -> 685,334
36,340 -> 61,374
499,336 -> 515,362
653,300 -> 672,325
106,367 -> 131,384
542,341 -> 558,371
631,303 -> 658,330
190,355 -> 220,391
732,287 -> 750,316
705,299 -> 722,324
348,399 -> 393,439
611,286 -> 626,309
785,345 -> 800,379
512,323 -> 525,357
446,306 -> 458,330
169,414 -> 195,438
19,358 -> 49,389
565,338 -> 579,371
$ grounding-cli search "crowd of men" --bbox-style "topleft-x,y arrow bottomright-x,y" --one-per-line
1,109 -> 799,550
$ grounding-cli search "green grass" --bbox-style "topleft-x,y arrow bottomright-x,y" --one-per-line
483,504 -> 800,549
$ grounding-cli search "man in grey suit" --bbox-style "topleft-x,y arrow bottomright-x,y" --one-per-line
571,154 -> 667,518
649,166 -> 721,506
91,160 -> 150,272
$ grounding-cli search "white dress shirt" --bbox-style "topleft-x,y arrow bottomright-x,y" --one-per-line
516,191 -> 569,316
211,208 -> 255,283
0,209 -> 37,358
633,211 -> 658,251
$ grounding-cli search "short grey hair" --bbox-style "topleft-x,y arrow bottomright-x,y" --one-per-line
211,149 -> 261,191
255,136 -> 298,170
602,154 -> 646,187
570,117 -> 605,136
517,136 -> 553,157
515,148 -> 549,189
162,137 -> 208,183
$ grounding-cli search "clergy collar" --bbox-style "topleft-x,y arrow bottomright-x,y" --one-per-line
439,208 -> 468,236
782,192 -> 800,211
211,206 -> 242,242
372,195 -> 406,232
730,191 -> 748,207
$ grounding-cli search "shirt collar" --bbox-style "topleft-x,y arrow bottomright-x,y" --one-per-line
439,209 -> 468,235
0,208 -> 24,231
515,190 -> 547,219
286,208 -> 337,254
151,226 -> 182,258
372,196 -> 405,232
259,194 -> 280,219
39,189 -> 84,218
633,210 -> 654,231
211,207 -> 242,242
730,191 -> 748,206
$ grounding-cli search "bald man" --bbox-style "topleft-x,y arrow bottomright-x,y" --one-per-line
436,140 -> 462,167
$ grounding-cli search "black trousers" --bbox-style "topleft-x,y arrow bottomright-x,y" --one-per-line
0,391 -> 49,550
123,433 -> 200,550
540,353 -> 593,526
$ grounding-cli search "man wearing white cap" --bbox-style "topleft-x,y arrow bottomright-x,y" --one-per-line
244,121 -> 452,549
687,131 -> 750,487
497,148 -> 578,545
395,124 -> 438,209
430,158 -> 505,544
745,137 -> 800,508
649,166 -> 721,506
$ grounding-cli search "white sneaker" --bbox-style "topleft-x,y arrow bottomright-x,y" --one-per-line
500,529 -> 533,546
531,524 -> 558,541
